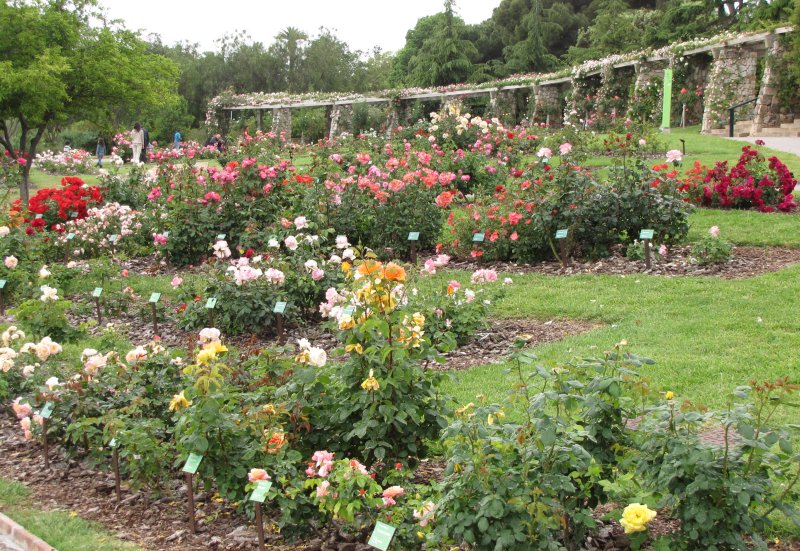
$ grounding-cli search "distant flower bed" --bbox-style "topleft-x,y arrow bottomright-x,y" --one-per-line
34,150 -> 96,175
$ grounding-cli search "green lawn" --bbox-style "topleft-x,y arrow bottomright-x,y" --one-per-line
0,479 -> 139,551
689,209 -> 800,247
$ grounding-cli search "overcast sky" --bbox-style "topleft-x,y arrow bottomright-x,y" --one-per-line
103,0 -> 500,55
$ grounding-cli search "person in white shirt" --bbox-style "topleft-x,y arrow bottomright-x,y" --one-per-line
130,122 -> 144,163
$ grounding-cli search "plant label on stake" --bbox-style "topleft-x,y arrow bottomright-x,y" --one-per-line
367,521 -> 397,551
216,233 -> 226,240
273,302 -> 287,344
249,480 -> 273,548
407,232 -> 420,263
41,401 -> 54,470
205,297 -> 217,326
109,438 -> 121,502
182,453 -> 203,534
555,229 -> 570,268
93,288 -> 103,325
639,229 -> 654,270
149,293 -> 161,335
472,233 -> 485,266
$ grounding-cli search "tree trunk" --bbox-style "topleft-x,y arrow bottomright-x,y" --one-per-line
19,164 -> 31,205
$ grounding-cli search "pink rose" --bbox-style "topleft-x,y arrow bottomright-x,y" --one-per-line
248,468 -> 271,483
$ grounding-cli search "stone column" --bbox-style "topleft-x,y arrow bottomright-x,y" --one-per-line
752,37 -> 783,133
256,110 -> 263,132
533,84 -> 563,126
490,90 -> 518,124
329,104 -> 354,139
385,106 -> 399,138
595,65 -> 614,116
271,108 -> 292,138
701,45 -> 759,133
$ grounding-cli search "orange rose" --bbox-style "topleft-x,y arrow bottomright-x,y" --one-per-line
356,260 -> 384,277
265,431 -> 287,454
382,262 -> 406,283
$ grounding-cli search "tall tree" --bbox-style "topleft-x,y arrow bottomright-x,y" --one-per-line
0,0 -> 180,203
503,0 -> 557,73
274,27 -> 309,92
406,0 -> 478,86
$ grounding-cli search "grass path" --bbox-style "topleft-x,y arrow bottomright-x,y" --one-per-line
0,479 -> 139,551
444,263 -> 800,426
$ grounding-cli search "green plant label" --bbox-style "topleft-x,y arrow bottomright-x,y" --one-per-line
40,402 -> 54,419
472,233 -> 485,243
555,229 -> 568,239
407,232 -> 420,241
205,297 -> 217,309
639,229 -> 654,240
163,231 -> 170,238
0,280 -> 6,289
34,213 -> 43,219
108,234 -> 118,243
249,480 -> 273,503
343,305 -> 355,316
216,233 -> 226,240
367,521 -> 396,550
661,68 -> 673,130
182,453 -> 203,474
109,438 -> 117,448
92,287 -> 103,298
70,211 -> 78,218
273,301 -> 287,314
66,233 -> 75,240
149,292 -> 161,303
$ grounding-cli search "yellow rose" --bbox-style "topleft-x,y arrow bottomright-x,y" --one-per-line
665,391 -> 675,400
620,503 -> 656,534
345,343 -> 363,354
360,369 -> 380,391
196,348 -> 216,365
169,391 -> 191,411
341,261 -> 351,273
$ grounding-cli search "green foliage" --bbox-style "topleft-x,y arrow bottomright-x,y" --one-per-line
11,296 -> 75,341
636,379 -> 800,548
691,232 -> 733,264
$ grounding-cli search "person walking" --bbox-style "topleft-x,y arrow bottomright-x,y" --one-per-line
130,123 -> 144,164
141,127 -> 150,163
96,138 -> 106,168
173,130 -> 181,150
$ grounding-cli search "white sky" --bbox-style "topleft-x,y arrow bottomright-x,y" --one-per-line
102,0 -> 500,55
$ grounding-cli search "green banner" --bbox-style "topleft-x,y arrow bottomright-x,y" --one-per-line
661,69 -> 673,130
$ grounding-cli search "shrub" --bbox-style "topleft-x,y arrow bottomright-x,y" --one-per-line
691,225 -> 732,265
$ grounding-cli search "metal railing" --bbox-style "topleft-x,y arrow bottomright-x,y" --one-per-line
728,98 -> 758,137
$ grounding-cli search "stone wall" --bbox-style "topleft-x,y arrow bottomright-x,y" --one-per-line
488,90 -> 519,124
701,45 -> 760,132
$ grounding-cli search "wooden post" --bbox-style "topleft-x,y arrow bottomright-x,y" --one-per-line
255,502 -> 265,548
410,241 -> 417,264
644,239 -> 652,270
0,289 -> 5,316
112,447 -> 121,503
186,473 -> 196,534
559,239 -> 569,269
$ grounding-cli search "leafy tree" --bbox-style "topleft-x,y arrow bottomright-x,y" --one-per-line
503,0 -> 558,73
274,27 -> 309,92
0,0 -> 180,203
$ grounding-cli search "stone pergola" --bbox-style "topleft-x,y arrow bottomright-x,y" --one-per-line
219,27 -> 794,139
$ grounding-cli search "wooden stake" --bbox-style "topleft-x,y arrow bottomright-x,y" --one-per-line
0,289 -> 5,316
255,502 -> 265,548
42,418 -> 49,470
186,473 -> 196,534
410,241 -> 417,264
559,239 -> 569,269
112,447 -> 121,503
151,303 -> 158,336
94,297 -> 103,326
644,239 -> 652,270
276,314 -> 285,344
